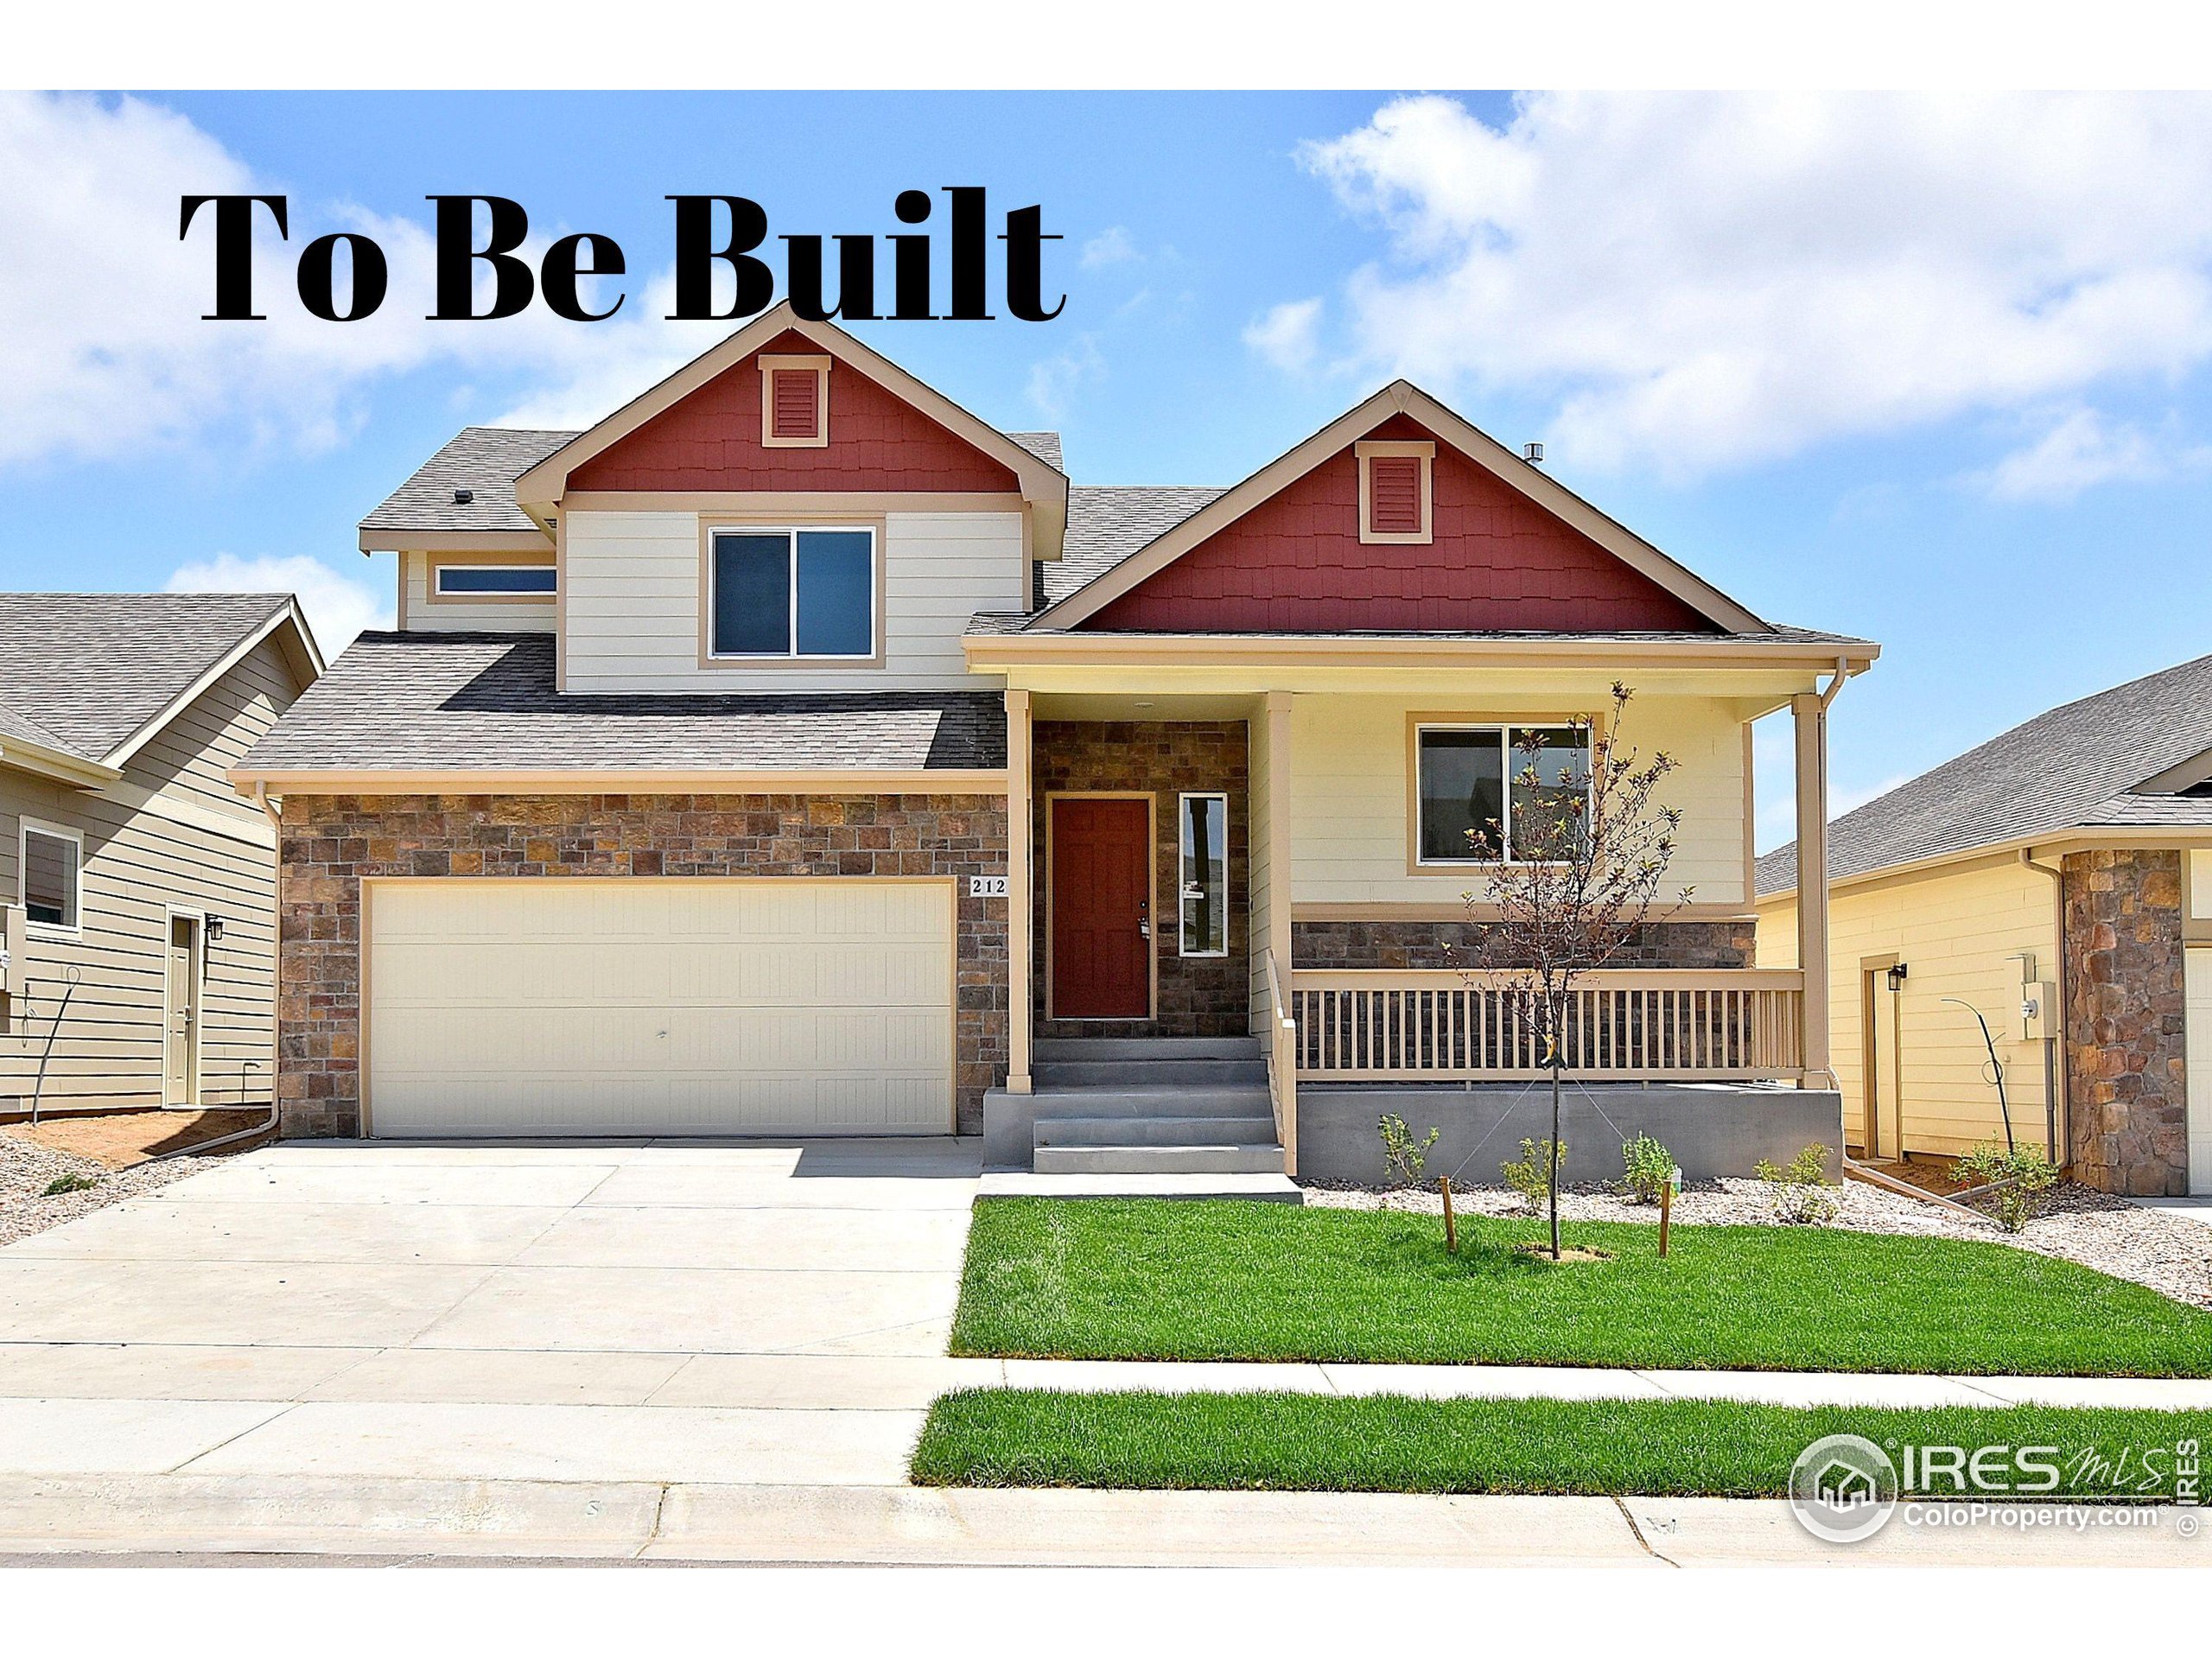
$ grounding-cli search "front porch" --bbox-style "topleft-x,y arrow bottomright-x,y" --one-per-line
987,674 -> 1847,1181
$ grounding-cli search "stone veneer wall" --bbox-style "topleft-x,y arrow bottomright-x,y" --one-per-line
1292,918 -> 1755,971
1032,721 -> 1250,1039
2063,848 -> 2190,1195
277,793 -> 1008,1139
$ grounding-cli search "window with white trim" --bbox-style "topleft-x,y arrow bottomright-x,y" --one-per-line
1414,725 -> 1588,864
708,526 -> 877,659
1178,792 -> 1229,957
433,563 -> 556,596
21,822 -> 81,932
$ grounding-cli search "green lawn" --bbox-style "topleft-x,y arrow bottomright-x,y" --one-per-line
912,1389 -> 2210,1497
949,1198 -> 2212,1376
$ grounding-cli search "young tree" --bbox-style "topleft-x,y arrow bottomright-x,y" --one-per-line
1465,684 -> 1688,1261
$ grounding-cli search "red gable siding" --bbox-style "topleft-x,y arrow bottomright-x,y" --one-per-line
569,330 -> 1021,493
1084,416 -> 1717,633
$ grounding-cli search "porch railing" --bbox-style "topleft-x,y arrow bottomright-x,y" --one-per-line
1262,950 -> 1299,1173
1289,969 -> 1806,1084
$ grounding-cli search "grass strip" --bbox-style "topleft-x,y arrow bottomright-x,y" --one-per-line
912,1389 -> 2210,1497
949,1198 -> 2212,1376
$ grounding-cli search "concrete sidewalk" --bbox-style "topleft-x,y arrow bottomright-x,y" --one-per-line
0,1474 -> 2202,1566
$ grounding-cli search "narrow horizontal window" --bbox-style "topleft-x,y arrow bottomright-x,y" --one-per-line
434,563 -> 556,596
1179,792 -> 1230,957
709,525 -> 877,660
22,824 -> 80,931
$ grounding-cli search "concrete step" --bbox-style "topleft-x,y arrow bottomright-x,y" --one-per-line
977,1169 -> 1304,1202
1033,1057 -> 1268,1088
1017,1084 -> 1273,1119
1033,1036 -> 1263,1061
1033,1115 -> 1281,1148
1033,1143 -> 1286,1176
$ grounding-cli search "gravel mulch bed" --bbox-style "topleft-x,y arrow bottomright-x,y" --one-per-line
0,1130 -> 241,1249
1300,1175 -> 2212,1311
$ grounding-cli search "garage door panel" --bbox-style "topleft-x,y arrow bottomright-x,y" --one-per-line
366,880 -> 957,1139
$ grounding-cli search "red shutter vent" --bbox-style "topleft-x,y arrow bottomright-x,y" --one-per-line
770,368 -> 821,440
1367,454 -> 1424,535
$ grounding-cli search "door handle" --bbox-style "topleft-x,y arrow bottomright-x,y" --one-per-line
1137,919 -> 1150,938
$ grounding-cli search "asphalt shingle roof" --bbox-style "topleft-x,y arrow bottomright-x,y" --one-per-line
1006,431 -> 1063,471
242,633 -> 1007,775
0,592 -> 294,761
360,428 -> 577,538
1046,486 -> 1225,607
1758,652 -> 2212,894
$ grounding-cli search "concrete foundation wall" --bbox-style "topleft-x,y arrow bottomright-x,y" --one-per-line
1295,1083 -> 1846,1186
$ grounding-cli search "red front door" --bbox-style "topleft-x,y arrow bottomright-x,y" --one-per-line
1051,797 -> 1152,1019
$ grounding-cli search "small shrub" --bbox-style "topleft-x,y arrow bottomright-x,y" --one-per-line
1951,1141 -> 2061,1233
1753,1143 -> 1840,1225
1377,1113 -> 1440,1188
1501,1138 -> 1566,1214
1619,1134 -> 1675,1205
41,1172 -> 99,1198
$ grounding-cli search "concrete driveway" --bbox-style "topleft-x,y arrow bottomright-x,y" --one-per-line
0,1138 -> 991,1490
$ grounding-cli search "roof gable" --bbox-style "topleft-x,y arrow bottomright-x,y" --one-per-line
513,304 -> 1068,555
1033,382 -> 1766,636
0,593 -> 321,773
1084,413 -> 1718,634
569,328 -> 1022,494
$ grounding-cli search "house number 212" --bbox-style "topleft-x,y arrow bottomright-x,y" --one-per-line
968,876 -> 1009,899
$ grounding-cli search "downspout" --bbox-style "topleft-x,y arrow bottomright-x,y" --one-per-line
2021,847 -> 2068,1169
165,783 -> 283,1161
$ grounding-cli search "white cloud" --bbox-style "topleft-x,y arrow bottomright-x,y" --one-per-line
1243,297 -> 1324,374
1027,334 -> 1105,421
166,552 -> 391,656
1286,93 -> 2212,477
1970,406 -> 2212,502
1080,226 -> 1139,269
0,92 -> 734,473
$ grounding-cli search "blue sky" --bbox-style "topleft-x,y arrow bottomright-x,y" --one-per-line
6,90 -> 2212,850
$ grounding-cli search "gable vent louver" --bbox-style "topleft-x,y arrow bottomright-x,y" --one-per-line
1368,455 -> 1423,536
770,368 -> 821,442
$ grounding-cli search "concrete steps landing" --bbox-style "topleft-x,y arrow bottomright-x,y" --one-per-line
989,1036 -> 1294,1197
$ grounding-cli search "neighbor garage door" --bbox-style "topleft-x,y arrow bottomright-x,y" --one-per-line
364,880 -> 955,1138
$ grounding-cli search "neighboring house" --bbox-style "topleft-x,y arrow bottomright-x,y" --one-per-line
1757,654 -> 2212,1198
238,302 -> 1872,1181
2,594 -> 323,1118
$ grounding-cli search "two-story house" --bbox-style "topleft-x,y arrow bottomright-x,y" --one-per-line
237,304 -> 1870,1184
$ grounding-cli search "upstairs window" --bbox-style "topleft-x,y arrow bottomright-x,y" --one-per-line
759,353 -> 830,448
1357,438 -> 1434,543
708,526 -> 877,660
21,821 -> 81,933
1414,724 -> 1588,865
433,563 -> 556,597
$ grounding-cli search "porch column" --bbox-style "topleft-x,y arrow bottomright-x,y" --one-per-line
1791,691 -> 1832,1085
1265,690 -> 1294,1006
1005,688 -> 1034,1096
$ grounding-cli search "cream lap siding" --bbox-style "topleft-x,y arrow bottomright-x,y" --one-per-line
403,551 -> 557,634
561,507 -> 1025,692
1287,693 -> 1750,908
1,644 -> 298,1114
1248,696 -> 1274,1031
1757,855 -> 2060,1160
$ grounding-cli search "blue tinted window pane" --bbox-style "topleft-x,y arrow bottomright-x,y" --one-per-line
435,564 -> 556,594
712,532 -> 791,654
794,530 -> 874,656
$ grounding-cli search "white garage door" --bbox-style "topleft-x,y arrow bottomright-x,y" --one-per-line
365,880 -> 955,1138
